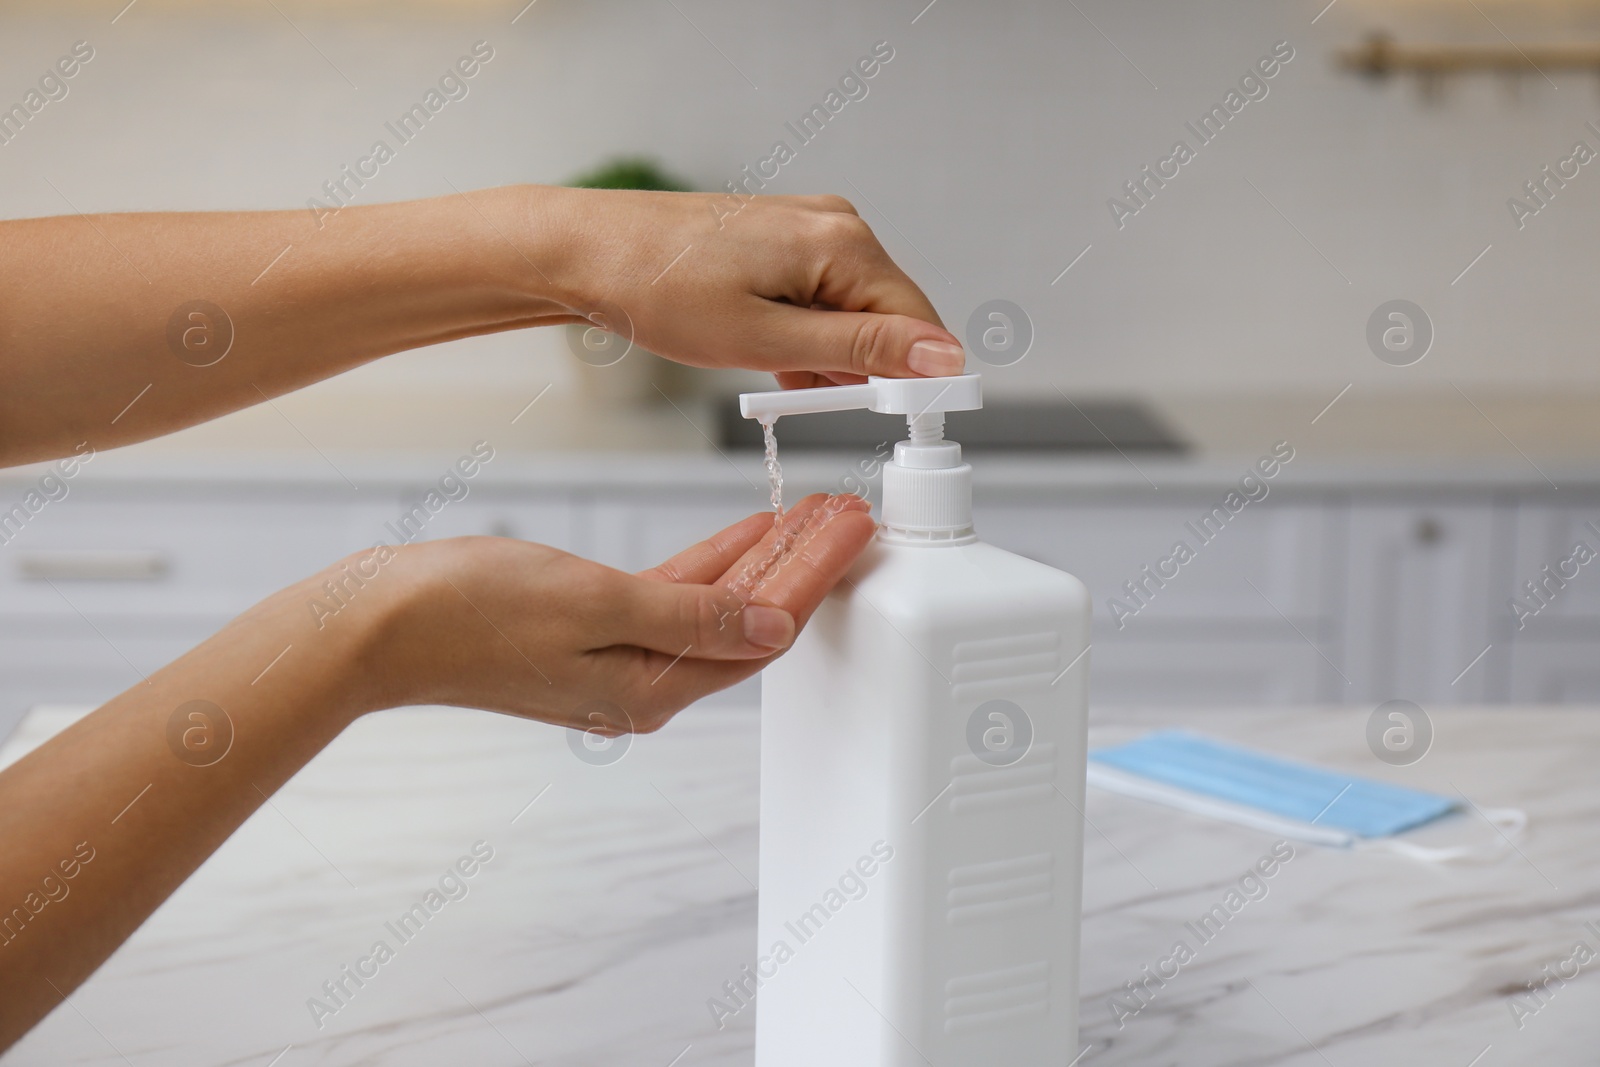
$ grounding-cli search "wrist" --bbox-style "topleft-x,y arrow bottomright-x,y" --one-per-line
506,183 -> 588,314
240,546 -> 422,727
320,540 -> 458,717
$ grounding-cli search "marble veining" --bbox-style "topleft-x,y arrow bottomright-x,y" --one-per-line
2,704 -> 1598,1065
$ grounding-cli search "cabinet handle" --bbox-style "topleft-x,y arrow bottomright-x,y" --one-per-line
1415,518 -> 1443,545
15,550 -> 170,582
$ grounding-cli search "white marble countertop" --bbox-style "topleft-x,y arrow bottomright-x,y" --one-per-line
2,702 -> 1597,1066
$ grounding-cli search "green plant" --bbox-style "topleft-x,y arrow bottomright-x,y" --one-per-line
566,156 -> 693,192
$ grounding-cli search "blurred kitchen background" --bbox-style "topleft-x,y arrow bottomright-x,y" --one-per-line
5,0 -> 1600,731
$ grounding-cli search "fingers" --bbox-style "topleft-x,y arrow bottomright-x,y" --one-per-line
792,193 -> 859,216
638,510 -> 775,584
775,370 -> 829,390
718,493 -> 867,596
609,575 -> 795,660
729,196 -> 965,381
759,301 -> 966,380
618,493 -> 864,660
779,205 -> 966,378
774,370 -> 868,389
646,494 -> 877,708
638,492 -> 841,582
717,493 -> 874,635
794,206 -> 943,325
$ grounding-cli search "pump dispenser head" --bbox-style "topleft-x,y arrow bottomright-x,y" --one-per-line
739,374 -> 983,544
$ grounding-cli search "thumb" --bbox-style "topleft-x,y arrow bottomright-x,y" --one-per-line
762,303 -> 966,380
609,577 -> 795,660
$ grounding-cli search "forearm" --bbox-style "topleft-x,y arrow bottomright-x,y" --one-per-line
0,563 -> 381,1047
0,185 -> 576,465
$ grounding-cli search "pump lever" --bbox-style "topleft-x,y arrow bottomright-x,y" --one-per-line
738,374 -> 982,423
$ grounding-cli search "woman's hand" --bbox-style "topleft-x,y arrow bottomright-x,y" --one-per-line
1,186 -> 961,465
536,187 -> 967,388
348,492 -> 875,732
0,493 -> 874,1045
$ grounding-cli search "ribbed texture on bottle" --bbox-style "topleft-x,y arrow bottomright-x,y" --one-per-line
881,461 -> 973,540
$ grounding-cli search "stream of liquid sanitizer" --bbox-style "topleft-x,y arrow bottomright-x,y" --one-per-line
762,419 -> 785,532
731,420 -> 788,600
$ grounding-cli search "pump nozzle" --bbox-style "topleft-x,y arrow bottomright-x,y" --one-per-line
738,374 -> 984,545
737,375 -> 982,423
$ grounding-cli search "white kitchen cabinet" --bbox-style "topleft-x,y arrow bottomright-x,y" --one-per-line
1085,639 -> 1326,706
1505,501 -> 1600,633
0,488 -> 393,618
388,488 -> 579,551
977,498 -> 1329,631
7,465 -> 1600,729
1503,501 -> 1600,702
0,485 -> 398,737
1507,641 -> 1600,702
1337,501 -> 1506,705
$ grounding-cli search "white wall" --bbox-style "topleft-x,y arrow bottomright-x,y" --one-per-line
3,0 -> 1599,401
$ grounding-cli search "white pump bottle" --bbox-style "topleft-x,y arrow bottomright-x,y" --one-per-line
740,375 -> 1091,1067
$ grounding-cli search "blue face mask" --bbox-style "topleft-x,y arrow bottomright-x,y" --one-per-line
1088,731 -> 1525,861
